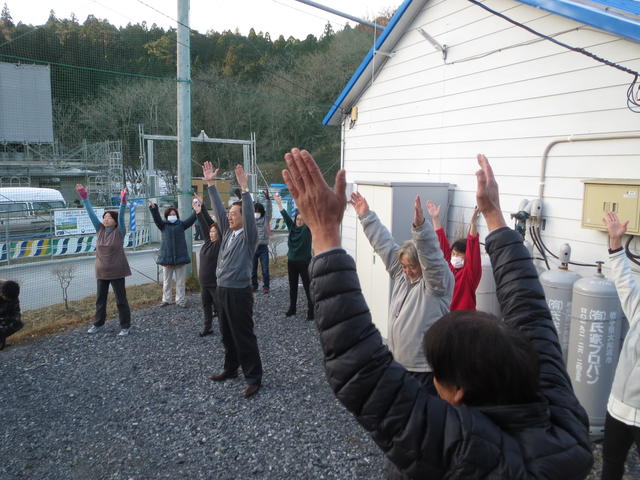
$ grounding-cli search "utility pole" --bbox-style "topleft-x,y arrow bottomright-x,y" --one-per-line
177,0 -> 192,273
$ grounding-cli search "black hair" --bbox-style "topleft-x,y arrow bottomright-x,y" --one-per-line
0,280 -> 20,300
231,200 -> 242,212
164,207 -> 179,219
451,238 -> 467,254
233,188 -> 242,200
424,310 -> 539,406
102,210 -> 118,227
254,202 -> 265,217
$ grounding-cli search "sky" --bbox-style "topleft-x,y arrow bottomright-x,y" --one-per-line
3,0 -> 398,39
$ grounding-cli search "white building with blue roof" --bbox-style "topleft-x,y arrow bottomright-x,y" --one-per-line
324,0 -> 639,280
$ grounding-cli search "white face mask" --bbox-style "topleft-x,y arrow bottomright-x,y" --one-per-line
451,256 -> 464,269
167,215 -> 178,223
254,213 -> 261,219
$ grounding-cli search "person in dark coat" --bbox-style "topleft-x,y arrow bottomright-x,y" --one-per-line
149,201 -> 196,308
0,280 -> 23,350
281,148 -> 593,480
192,195 -> 221,337
273,192 -> 313,320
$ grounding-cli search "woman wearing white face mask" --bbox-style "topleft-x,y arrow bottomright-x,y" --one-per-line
149,200 -> 197,307
428,202 -> 482,311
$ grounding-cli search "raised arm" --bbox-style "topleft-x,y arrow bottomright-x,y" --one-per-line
465,208 -> 482,289
117,188 -> 127,236
604,212 -> 640,325
412,196 -> 453,297
203,161 -> 229,235
478,154 -> 580,411
236,165 -> 257,247
181,210 -> 197,230
351,191 -> 401,277
427,201 -> 452,266
75,184 -> 101,232
275,193 -> 293,230
148,199 -> 165,231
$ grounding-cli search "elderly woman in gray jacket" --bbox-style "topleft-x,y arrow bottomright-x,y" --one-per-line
351,191 -> 454,388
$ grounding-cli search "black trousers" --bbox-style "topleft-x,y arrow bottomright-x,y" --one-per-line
287,259 -> 312,313
602,412 -> 640,480
95,278 -> 130,328
201,285 -> 218,332
216,286 -> 262,385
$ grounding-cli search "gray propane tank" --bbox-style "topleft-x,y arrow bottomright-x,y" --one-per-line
475,254 -> 501,318
539,244 -> 581,364
566,261 -> 622,438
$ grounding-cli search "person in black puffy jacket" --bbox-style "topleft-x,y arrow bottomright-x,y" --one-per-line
281,148 -> 593,480
0,280 -> 22,350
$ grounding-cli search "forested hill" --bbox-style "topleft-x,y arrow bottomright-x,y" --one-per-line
0,5 -> 392,184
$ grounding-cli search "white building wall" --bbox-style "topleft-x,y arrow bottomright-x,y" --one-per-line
341,0 -> 640,276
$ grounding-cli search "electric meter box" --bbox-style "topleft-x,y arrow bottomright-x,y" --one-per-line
582,179 -> 640,235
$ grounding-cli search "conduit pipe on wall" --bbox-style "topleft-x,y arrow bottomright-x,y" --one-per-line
538,132 -> 640,206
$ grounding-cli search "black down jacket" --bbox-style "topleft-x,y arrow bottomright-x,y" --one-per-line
309,227 -> 593,480
150,205 -> 197,266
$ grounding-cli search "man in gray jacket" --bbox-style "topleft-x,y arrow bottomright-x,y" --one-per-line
350,191 -> 453,387
203,161 -> 262,398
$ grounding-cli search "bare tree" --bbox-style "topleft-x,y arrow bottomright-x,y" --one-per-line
51,265 -> 76,310
268,234 -> 287,263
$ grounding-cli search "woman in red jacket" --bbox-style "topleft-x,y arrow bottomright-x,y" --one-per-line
427,202 -> 481,311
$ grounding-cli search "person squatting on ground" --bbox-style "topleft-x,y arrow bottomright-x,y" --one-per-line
350,190 -> 453,388
192,194 -> 221,337
273,192 -> 313,320
76,184 -> 132,337
203,161 -> 263,399
0,280 -> 23,350
428,201 -> 482,310
600,211 -> 640,480
252,191 -> 272,294
281,148 -> 593,479
148,200 -> 196,308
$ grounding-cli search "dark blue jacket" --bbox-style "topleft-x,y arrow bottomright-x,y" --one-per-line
309,227 -> 593,479
150,205 -> 196,266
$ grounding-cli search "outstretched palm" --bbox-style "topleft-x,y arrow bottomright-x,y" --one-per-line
350,192 -> 369,217
426,200 -> 440,219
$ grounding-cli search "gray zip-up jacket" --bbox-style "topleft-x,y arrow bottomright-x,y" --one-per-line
608,249 -> 640,425
359,211 -> 453,372
255,199 -> 272,246
208,185 -> 257,288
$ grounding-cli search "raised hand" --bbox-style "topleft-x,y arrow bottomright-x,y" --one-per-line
235,164 -> 249,191
282,148 -> 346,253
120,187 -> 128,204
273,192 -> 283,209
192,194 -> 203,214
603,211 -> 628,250
350,191 -> 369,217
75,184 -> 88,200
413,195 -> 425,227
426,200 -> 440,219
475,154 -> 506,232
202,161 -> 219,185
147,199 -> 156,208
426,200 -> 441,229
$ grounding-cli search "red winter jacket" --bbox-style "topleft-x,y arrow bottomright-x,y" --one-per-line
435,228 -> 481,311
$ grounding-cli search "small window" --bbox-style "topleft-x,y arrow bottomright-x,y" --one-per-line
0,202 -> 28,214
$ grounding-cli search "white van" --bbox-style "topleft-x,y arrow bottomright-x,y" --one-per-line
0,187 -> 66,237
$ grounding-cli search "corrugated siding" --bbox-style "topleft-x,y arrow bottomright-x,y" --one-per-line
341,0 -> 640,276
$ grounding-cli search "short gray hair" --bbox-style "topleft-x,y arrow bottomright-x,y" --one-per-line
397,241 -> 418,266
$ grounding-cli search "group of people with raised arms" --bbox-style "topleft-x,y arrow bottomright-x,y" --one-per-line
59,147 -> 638,479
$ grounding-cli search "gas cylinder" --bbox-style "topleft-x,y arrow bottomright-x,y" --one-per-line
475,254 -> 501,318
539,244 -> 581,364
566,262 -> 622,437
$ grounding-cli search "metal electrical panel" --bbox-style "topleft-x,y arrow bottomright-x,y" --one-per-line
582,179 -> 640,235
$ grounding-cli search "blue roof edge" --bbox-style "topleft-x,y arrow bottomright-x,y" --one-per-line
322,0 -> 415,126
516,0 -> 640,43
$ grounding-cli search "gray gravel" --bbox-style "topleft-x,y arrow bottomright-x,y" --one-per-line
1,275 -> 638,479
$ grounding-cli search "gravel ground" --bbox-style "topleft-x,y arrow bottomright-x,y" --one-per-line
1,276 -> 638,479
